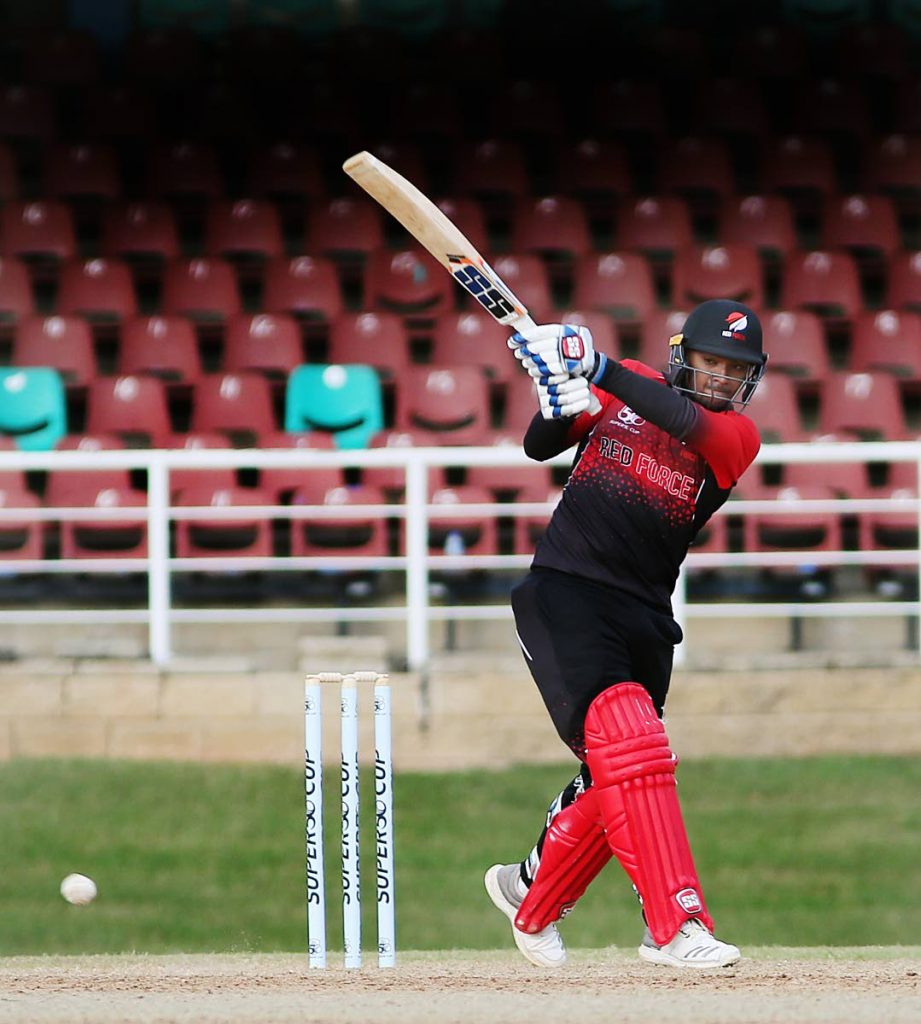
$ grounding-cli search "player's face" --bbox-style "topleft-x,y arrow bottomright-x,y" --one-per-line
686,350 -> 751,410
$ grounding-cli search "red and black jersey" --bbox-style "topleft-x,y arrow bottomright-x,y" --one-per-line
526,359 -> 760,613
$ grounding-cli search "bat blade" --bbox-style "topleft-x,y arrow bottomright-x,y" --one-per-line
343,150 -> 534,331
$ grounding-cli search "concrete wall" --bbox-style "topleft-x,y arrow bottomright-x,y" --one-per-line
3,652 -> 920,770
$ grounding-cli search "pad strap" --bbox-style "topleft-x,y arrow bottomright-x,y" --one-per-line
584,681 -> 714,945
514,786 -> 611,934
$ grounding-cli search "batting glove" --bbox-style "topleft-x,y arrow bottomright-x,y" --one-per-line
536,375 -> 594,419
510,324 -> 607,382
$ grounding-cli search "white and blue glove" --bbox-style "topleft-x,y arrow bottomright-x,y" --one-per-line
535,374 -> 594,420
510,324 -> 607,383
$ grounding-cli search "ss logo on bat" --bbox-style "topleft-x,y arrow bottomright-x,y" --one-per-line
451,261 -> 517,320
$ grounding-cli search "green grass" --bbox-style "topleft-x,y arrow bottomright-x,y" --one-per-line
1,756 -> 920,955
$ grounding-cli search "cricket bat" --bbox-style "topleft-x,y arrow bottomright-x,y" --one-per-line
342,150 -> 601,413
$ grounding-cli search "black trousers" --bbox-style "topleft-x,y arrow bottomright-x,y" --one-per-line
511,567 -> 683,758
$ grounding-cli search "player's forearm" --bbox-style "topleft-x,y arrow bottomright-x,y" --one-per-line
593,360 -> 699,440
523,412 -> 575,460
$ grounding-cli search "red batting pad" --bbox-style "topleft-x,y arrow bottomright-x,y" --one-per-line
514,786 -> 612,934
583,682 -> 714,945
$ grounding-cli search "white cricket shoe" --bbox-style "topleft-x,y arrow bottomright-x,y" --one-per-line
484,863 -> 567,968
638,918 -> 741,969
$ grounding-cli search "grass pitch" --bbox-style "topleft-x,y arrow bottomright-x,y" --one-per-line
1,756 -> 919,955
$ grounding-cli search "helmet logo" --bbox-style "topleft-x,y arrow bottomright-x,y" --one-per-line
722,312 -> 748,340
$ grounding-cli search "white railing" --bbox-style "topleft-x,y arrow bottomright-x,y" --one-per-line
0,440 -> 918,669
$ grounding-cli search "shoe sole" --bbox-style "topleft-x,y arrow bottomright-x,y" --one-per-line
637,944 -> 741,969
484,865 -> 566,969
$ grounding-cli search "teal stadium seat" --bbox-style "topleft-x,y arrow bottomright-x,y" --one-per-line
0,367 -> 66,450
285,364 -> 383,450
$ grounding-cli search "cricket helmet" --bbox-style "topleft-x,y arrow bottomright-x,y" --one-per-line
667,299 -> 767,409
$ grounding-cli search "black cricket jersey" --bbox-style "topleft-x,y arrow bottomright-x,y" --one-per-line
527,359 -> 761,614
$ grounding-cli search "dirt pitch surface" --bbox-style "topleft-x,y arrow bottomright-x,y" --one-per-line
2,949 -> 920,1024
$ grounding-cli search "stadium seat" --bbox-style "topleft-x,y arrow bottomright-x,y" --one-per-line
494,78 -> 564,141
454,139 -> 529,203
305,197 -> 385,261
56,258 -> 138,321
761,135 -> 838,216
761,310 -> 830,387
0,486 -> 42,559
247,142 -> 326,202
688,78 -> 770,143
100,201 -> 181,265
0,436 -> 26,492
118,315 -> 203,385
657,136 -> 736,218
165,430 -> 238,496
0,256 -> 35,320
849,310 -> 921,385
489,254 -> 554,321
861,134 -> 921,219
203,198 -> 285,262
431,311 -> 517,386
77,84 -> 157,142
394,365 -> 492,445
0,84 -> 56,141
190,371 -> 279,447
884,250 -> 921,312
43,142 -> 121,202
614,196 -> 694,260
0,142 -> 16,200
782,458 -> 870,497
44,434 -> 132,508
173,484 -> 273,559
891,76 -> 921,135
745,372 -> 808,443
223,313 -> 303,379
571,252 -> 657,325
52,480 -> 148,560
510,196 -> 593,259
427,485 -> 499,557
556,138 -> 632,220
501,373 -> 542,431
791,77 -> 872,144
858,461 -> 919,562
637,309 -> 689,373
0,367 -> 66,450
289,483 -> 390,557
160,258 -> 242,322
85,375 -> 172,448
820,194 -> 901,273
671,244 -> 764,308
835,22 -> 910,82
465,432 -> 555,500
742,481 -> 844,555
262,255 -> 344,321
146,141 -> 224,200
285,364 -> 384,449
363,427 -> 447,496
12,315 -> 96,387
363,248 -> 454,316
817,371 -> 910,440
778,249 -> 862,321
326,312 -> 411,378
256,430 -> 338,504
591,79 -> 667,140
718,195 -> 798,262
433,198 -> 490,255
0,200 -> 77,265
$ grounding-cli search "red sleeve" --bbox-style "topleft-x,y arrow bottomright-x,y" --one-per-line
684,409 -> 761,488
